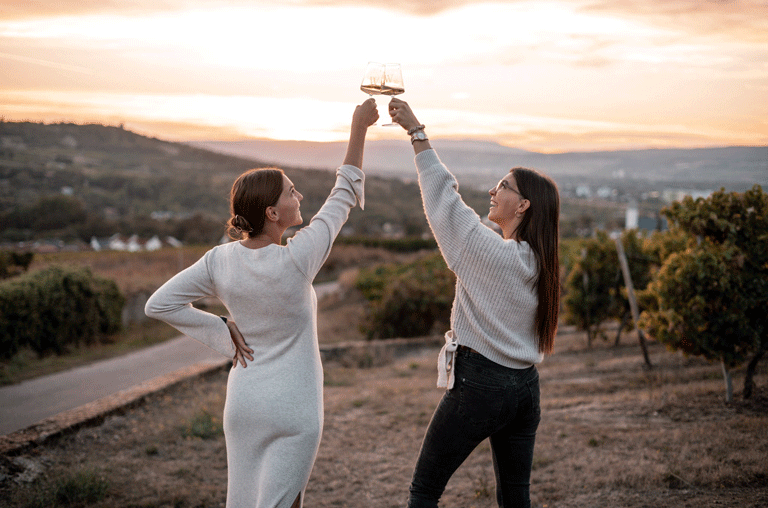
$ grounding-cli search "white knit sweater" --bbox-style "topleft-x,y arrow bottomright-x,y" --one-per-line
415,149 -> 543,369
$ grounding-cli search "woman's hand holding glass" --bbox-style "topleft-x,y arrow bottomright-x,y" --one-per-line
353,97 -> 379,130
360,62 -> 404,126
388,97 -> 420,133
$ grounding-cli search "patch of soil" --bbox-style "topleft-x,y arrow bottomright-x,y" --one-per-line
2,322 -> 767,507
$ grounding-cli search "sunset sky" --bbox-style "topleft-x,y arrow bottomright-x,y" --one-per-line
1,0 -> 766,153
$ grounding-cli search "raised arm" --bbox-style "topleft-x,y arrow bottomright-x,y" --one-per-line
388,97 -> 488,269
287,99 -> 378,279
343,97 -> 379,168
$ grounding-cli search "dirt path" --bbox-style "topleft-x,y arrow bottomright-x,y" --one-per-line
2,329 -> 767,507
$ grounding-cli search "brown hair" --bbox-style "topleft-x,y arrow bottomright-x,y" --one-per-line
510,167 -> 560,354
226,168 -> 284,240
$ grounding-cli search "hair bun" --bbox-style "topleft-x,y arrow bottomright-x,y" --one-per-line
232,215 -> 254,233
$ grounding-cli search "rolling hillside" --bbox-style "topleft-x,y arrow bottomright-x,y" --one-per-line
0,121 -> 489,244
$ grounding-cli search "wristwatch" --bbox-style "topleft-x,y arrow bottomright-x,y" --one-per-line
410,128 -> 428,144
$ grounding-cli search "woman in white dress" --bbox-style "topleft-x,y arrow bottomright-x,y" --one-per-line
145,98 -> 378,508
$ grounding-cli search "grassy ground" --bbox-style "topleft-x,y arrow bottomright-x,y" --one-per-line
4,246 -> 766,506
1,328 -> 765,508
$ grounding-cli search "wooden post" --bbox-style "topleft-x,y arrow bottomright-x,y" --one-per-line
581,248 -> 592,347
615,236 -> 652,368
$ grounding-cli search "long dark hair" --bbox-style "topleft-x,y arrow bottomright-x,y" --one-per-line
226,168 -> 284,240
510,167 -> 560,354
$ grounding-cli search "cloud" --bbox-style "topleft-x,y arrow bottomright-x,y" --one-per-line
0,0 -> 480,20
5,0 -> 766,46
1,0 -> 765,150
0,51 -> 96,76
0,1 -> 168,20
580,0 -> 768,43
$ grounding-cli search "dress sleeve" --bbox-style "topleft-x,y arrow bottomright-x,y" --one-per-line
287,164 -> 365,280
144,250 -> 235,358
415,149 -> 483,270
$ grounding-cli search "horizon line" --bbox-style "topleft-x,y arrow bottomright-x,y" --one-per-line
2,117 -> 766,156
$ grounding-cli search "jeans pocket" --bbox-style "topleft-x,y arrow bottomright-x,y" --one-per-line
526,377 -> 541,421
458,376 -> 506,427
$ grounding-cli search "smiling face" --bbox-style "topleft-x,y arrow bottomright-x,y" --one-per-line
488,173 -> 527,230
270,174 -> 303,228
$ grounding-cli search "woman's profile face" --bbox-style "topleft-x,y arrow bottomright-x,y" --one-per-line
272,174 -> 303,228
488,173 -> 525,225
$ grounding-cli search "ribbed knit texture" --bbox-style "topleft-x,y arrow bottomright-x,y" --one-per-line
145,165 -> 364,508
415,149 -> 543,368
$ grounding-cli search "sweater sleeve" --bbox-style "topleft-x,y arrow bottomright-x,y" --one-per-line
287,164 -> 364,280
415,149 -> 482,270
144,250 -> 235,358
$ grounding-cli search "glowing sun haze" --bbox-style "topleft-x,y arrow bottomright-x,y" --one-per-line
1,0 -> 766,153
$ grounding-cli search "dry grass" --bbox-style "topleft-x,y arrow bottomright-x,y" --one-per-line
2,327 -> 766,508
29,247 -> 211,296
29,243 -> 420,295
6,247 -> 766,506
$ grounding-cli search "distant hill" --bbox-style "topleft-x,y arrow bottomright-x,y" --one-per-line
0,121 -> 487,244
4,121 -> 762,246
191,139 -> 768,192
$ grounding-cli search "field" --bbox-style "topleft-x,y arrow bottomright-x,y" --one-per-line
1,323 -> 766,507
27,243 -> 422,295
2,246 -> 767,507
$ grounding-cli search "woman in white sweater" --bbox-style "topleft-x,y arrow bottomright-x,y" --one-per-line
145,98 -> 378,508
388,98 -> 560,508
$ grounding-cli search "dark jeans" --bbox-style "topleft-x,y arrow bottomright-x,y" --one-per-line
407,347 -> 541,508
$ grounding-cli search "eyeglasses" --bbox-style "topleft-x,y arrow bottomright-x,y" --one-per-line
499,180 -> 524,197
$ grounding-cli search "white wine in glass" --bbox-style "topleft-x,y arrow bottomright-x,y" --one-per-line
360,62 -> 384,96
381,63 -> 404,126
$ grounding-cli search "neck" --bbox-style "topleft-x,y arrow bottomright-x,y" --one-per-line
241,228 -> 283,248
495,217 -> 521,240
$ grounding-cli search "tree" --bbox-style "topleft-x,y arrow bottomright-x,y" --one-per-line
562,231 -> 620,347
639,185 -> 768,401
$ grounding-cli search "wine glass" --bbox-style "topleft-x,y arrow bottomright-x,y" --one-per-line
380,63 -> 404,126
360,62 -> 384,125
360,62 -> 384,96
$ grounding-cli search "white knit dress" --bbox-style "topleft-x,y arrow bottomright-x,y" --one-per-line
145,165 -> 364,508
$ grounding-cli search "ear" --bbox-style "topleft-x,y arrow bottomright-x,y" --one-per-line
518,199 -> 531,215
265,206 -> 279,223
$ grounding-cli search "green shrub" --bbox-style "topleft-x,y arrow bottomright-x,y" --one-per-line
356,252 -> 455,339
0,265 -> 124,359
562,231 -> 619,345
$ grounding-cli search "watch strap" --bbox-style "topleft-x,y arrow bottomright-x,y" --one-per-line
407,124 -> 426,135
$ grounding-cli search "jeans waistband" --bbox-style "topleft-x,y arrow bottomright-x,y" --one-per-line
456,345 -> 537,383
